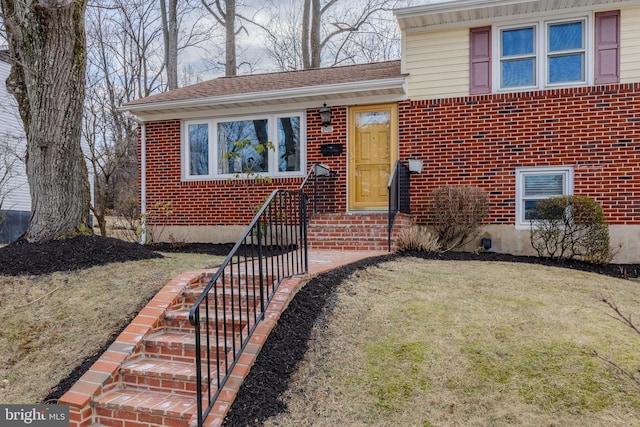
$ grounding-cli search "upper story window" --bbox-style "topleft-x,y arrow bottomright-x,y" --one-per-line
183,113 -> 305,180
498,17 -> 588,90
469,10 -> 619,95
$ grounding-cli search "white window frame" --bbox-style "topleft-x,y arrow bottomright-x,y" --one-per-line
515,166 -> 574,229
182,112 -> 307,181
494,13 -> 592,92
183,121 -> 212,179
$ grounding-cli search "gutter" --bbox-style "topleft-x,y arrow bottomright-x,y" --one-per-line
119,77 -> 407,115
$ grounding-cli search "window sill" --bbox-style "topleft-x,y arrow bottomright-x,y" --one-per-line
181,173 -> 306,183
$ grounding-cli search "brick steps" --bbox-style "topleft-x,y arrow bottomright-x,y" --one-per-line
162,307 -> 255,335
89,307 -> 242,427
93,387 -> 196,427
89,306 -> 235,427
120,357 -> 219,396
61,268 -> 265,427
308,212 -> 412,251
141,330 -> 230,363
178,286 -> 260,310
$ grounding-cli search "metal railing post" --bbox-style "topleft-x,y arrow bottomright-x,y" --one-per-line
388,161 -> 411,252
188,189 -> 310,426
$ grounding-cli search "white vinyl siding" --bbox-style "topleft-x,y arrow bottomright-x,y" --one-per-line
402,5 -> 639,98
404,27 -> 469,100
0,59 -> 30,212
620,6 -> 640,83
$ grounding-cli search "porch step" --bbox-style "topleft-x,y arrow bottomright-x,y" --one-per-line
161,307 -> 255,335
141,330 -> 230,363
308,213 -> 411,251
93,387 -> 196,427
178,285 -> 261,311
120,357 -> 217,396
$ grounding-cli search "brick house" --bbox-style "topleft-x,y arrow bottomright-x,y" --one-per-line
122,0 -> 640,263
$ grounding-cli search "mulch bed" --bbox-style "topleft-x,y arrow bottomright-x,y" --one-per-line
0,235 -> 163,276
1,235 -> 638,422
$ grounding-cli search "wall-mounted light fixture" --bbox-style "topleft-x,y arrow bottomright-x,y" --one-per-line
407,158 -> 423,174
319,103 -> 332,126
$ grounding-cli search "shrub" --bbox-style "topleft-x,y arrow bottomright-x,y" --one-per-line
430,186 -> 489,250
529,195 -> 613,264
397,225 -> 440,252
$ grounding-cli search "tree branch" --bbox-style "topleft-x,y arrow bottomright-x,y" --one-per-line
599,296 -> 640,336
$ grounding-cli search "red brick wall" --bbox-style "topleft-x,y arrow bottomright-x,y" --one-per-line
306,106 -> 348,214
140,107 -> 349,227
399,83 -> 640,225
141,83 -> 640,228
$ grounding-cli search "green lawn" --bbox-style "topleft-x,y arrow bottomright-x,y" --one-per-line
265,258 -> 640,426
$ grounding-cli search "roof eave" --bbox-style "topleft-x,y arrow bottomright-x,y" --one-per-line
119,77 -> 407,119
395,0 -> 526,18
394,0 -> 639,30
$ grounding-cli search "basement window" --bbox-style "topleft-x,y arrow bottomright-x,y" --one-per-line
515,166 -> 573,229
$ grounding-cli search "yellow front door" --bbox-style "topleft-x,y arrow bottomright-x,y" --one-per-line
348,104 -> 398,210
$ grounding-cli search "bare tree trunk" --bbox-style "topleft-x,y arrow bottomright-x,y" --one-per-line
225,0 -> 236,76
1,0 -> 91,242
309,0 -> 321,69
301,0 -> 311,69
202,0 -> 237,77
302,0 -> 330,69
160,0 -> 179,89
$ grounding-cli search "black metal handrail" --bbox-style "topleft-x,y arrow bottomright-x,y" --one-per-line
299,162 -> 330,221
188,189 -> 308,426
387,160 -> 411,251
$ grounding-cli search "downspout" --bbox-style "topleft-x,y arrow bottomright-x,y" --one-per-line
139,123 -> 147,245
123,112 -> 148,245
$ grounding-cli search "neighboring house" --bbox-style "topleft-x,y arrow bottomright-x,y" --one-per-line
0,49 -> 30,243
122,0 -> 640,263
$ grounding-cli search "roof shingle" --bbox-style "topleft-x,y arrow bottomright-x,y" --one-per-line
125,60 -> 403,106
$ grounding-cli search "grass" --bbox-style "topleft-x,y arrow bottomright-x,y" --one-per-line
0,251 -> 224,404
265,258 -> 640,426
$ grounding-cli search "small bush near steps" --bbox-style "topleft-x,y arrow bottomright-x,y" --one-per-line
429,185 -> 489,250
397,225 -> 440,252
529,195 -> 616,264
